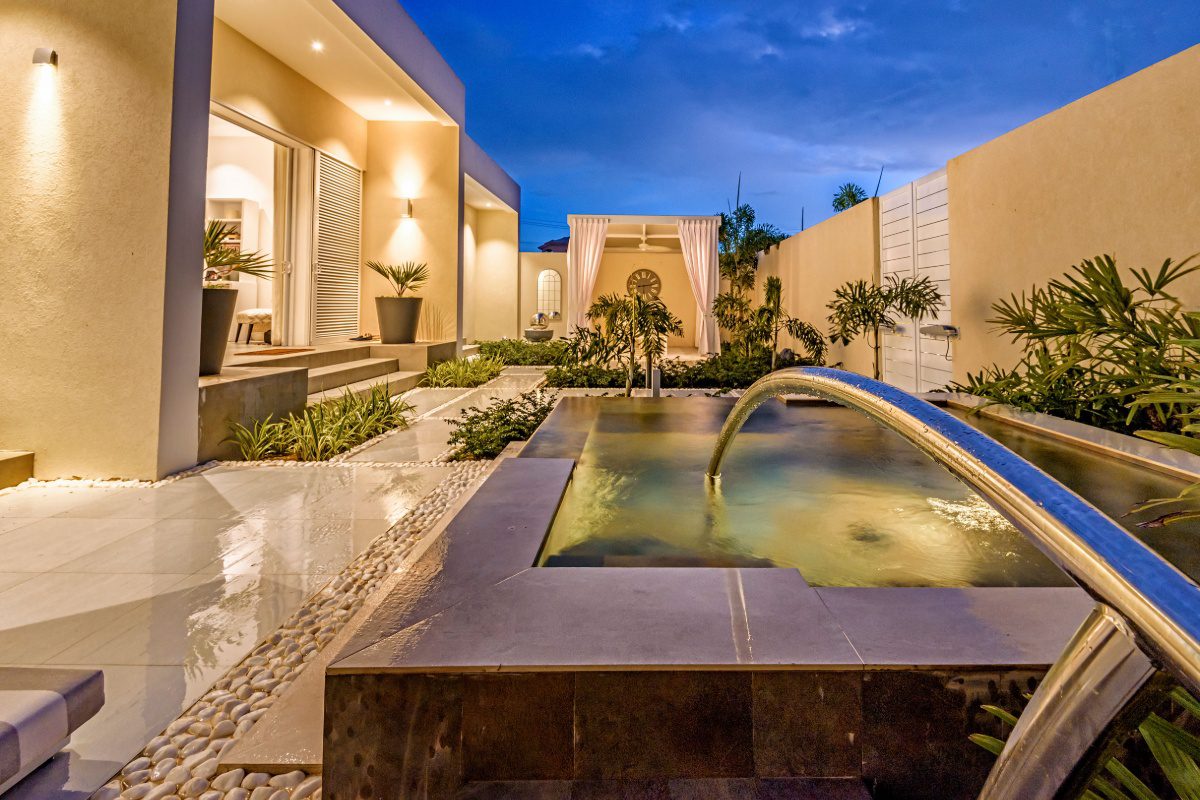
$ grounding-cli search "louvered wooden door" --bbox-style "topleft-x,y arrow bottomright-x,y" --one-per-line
313,153 -> 362,342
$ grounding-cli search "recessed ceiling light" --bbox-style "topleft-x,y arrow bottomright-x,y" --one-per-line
311,40 -> 324,53
384,99 -> 393,106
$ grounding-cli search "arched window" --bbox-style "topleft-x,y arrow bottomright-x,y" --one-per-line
537,269 -> 562,319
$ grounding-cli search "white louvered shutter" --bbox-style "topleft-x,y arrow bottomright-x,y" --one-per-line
313,153 -> 362,342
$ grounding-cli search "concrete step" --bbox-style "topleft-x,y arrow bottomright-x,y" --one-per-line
229,344 -> 374,371
307,357 -> 398,394
456,779 -> 871,799
307,370 -> 423,404
0,451 -> 34,489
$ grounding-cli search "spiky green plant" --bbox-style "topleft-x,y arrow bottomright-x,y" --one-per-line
226,383 -> 413,461
827,274 -> 943,379
203,220 -> 274,283
421,356 -> 505,388
366,260 -> 429,297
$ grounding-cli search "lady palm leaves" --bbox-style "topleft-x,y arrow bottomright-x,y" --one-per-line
827,274 -> 944,379
203,220 -> 274,282
958,253 -> 1200,526
366,260 -> 429,297
973,686 -> 1200,800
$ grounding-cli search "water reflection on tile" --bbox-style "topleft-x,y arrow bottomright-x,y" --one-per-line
48,573 -> 322,666
348,418 -> 456,463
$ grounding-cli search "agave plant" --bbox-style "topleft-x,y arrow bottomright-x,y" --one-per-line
203,220 -> 274,284
366,260 -> 429,297
827,274 -> 943,379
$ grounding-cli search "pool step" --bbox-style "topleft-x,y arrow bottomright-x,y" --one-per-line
457,778 -> 872,799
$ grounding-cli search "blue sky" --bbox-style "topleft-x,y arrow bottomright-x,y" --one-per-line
401,1 -> 1199,251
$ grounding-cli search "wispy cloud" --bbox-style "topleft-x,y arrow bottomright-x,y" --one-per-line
404,0 -> 1200,239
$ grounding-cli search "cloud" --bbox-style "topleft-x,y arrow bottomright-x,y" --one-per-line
801,9 -> 869,40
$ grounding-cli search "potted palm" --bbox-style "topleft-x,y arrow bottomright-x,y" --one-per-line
201,220 -> 273,375
368,261 -> 429,344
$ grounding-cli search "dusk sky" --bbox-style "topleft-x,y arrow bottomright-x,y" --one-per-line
402,2 -> 1200,251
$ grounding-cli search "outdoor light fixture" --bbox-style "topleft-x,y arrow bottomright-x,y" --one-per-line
310,40 -> 324,53
399,199 -> 413,219
32,48 -> 58,67
384,99 -> 393,106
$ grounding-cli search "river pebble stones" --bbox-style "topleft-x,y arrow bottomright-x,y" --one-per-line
91,460 -> 489,800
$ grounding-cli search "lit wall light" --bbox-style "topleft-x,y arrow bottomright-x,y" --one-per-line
384,99 -> 393,107
399,199 -> 413,219
310,40 -> 324,53
32,48 -> 58,67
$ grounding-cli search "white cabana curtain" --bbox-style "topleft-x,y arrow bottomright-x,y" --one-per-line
567,217 -> 609,330
677,217 -> 721,354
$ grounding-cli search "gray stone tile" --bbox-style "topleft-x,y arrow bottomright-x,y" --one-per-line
331,458 -> 574,667
429,389 -> 526,419
462,673 -> 574,781
816,587 -> 1094,667
574,672 -> 753,779
752,672 -> 861,777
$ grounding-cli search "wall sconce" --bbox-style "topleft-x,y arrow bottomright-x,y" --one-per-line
33,48 -> 58,67
399,198 -> 413,219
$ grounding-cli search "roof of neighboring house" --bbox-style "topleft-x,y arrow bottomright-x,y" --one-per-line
539,237 -> 570,253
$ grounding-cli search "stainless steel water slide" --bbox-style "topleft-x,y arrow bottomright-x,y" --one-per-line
708,367 -> 1200,800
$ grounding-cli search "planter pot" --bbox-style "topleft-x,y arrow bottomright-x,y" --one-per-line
200,286 -> 239,376
376,296 -> 422,344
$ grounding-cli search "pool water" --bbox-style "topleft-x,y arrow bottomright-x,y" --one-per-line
535,398 -> 1075,587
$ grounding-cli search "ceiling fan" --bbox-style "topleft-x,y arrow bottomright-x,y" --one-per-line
636,224 -> 673,253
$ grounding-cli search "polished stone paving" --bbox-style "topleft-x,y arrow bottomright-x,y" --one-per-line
0,368 -> 555,798
0,462 -> 448,799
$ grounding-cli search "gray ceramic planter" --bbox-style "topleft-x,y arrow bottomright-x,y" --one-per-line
376,296 -> 422,344
199,286 -> 238,375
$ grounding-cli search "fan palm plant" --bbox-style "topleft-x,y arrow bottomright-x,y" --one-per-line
203,220 -> 274,284
366,261 -> 429,297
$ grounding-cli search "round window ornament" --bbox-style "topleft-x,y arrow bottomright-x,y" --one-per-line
627,269 -> 662,299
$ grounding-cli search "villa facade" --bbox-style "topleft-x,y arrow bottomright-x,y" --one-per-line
1,0 -> 522,481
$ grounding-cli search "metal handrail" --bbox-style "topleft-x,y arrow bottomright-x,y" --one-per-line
707,367 -> 1200,693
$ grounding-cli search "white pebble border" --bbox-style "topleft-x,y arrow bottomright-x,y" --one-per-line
89,459 -> 489,800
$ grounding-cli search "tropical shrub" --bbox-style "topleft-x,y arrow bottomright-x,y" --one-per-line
203,220 -> 273,285
749,275 -> 827,368
827,274 -> 943,379
660,348 -> 820,390
477,338 -> 568,366
422,356 -> 505,388
365,260 -> 428,297
447,390 -> 558,460
226,384 -> 413,461
544,364 -> 631,389
955,255 -> 1200,436
586,292 -> 683,396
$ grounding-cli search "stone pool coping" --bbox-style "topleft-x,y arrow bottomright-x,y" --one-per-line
328,397 -> 1097,676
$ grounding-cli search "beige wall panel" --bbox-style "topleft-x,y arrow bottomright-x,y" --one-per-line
211,20 -> 367,168
472,209 -> 520,341
361,121 -> 461,342
949,44 -> 1200,382
0,0 -> 183,478
756,199 -> 880,375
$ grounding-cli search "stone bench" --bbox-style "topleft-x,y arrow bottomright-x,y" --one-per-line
0,668 -> 104,795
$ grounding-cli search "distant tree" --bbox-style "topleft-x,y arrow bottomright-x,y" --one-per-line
832,183 -> 869,212
748,276 -> 828,370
